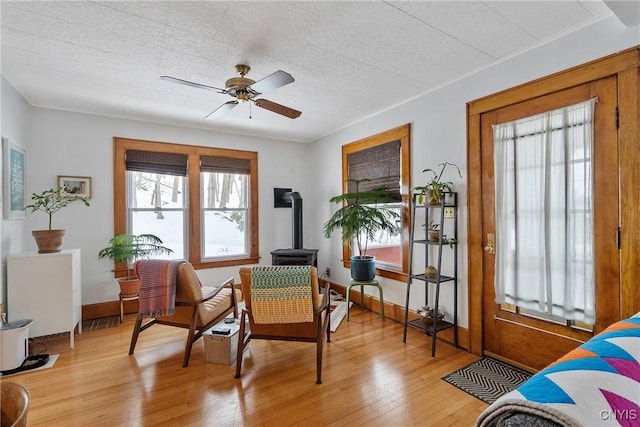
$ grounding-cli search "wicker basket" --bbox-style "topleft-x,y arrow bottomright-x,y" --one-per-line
416,306 -> 445,325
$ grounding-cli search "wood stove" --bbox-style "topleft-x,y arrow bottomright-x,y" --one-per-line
271,189 -> 318,267
271,248 -> 318,267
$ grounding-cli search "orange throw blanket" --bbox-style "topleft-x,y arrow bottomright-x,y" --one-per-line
135,260 -> 184,318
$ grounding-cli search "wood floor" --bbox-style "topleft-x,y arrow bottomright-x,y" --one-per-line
3,309 -> 487,426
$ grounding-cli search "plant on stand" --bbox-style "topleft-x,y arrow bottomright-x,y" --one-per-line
98,234 -> 173,296
24,187 -> 90,253
414,161 -> 462,205
323,178 -> 399,281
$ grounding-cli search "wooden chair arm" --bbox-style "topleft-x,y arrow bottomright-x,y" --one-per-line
315,280 -> 330,314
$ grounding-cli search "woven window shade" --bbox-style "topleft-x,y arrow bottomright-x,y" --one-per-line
125,150 -> 187,176
200,156 -> 251,174
347,140 -> 401,201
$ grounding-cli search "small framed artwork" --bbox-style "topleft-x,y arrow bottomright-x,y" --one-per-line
58,175 -> 92,199
3,138 -> 27,219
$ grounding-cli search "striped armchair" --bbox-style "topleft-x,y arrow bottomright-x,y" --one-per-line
236,265 -> 331,384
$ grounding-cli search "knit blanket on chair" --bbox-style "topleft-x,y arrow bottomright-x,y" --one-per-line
250,265 -> 314,324
135,260 -> 183,318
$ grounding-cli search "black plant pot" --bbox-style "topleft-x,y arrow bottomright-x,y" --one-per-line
350,255 -> 376,281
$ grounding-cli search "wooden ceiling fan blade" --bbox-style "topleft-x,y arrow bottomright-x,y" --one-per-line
206,101 -> 238,119
161,75 -> 226,93
254,99 -> 301,119
249,70 -> 294,94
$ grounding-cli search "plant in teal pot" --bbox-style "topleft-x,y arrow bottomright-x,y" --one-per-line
323,179 -> 399,281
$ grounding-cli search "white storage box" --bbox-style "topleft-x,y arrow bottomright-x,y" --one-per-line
1,319 -> 32,371
203,318 -> 247,365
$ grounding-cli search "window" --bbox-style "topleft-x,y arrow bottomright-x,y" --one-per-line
114,138 -> 259,271
125,150 -> 187,259
341,124 -> 411,281
493,98 -> 596,324
128,171 -> 187,259
200,156 -> 251,259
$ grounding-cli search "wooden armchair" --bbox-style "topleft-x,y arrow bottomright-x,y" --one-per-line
129,260 -> 240,367
1,381 -> 29,427
235,265 -> 331,384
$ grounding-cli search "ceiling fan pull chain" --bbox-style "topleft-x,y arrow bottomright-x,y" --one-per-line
249,101 -> 253,119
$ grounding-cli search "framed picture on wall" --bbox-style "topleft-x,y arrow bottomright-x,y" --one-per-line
2,137 -> 27,219
58,175 -> 92,199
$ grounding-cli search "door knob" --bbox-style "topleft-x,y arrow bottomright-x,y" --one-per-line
484,233 -> 495,254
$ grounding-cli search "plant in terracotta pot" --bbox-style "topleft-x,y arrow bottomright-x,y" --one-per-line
24,187 -> 90,253
414,161 -> 462,205
98,234 -> 173,296
323,178 -> 399,281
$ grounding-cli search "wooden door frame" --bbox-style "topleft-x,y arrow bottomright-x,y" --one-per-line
466,47 -> 640,356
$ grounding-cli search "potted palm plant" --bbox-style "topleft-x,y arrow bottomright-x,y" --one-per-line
98,233 -> 173,296
414,161 -> 462,205
323,178 -> 399,281
24,187 -> 90,253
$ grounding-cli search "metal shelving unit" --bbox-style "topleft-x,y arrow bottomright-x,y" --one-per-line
402,192 -> 458,356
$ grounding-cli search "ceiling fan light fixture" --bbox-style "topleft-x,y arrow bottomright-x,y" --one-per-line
236,92 -> 251,102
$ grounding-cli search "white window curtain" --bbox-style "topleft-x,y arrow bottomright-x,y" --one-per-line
493,98 -> 597,324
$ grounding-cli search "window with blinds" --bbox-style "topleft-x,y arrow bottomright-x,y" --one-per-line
200,155 -> 250,259
114,138 -> 259,268
340,124 -> 410,281
125,149 -> 187,259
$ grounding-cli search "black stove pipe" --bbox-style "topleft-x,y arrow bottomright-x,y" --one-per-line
284,191 -> 303,249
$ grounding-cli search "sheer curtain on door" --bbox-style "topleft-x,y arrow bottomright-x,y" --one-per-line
493,98 -> 597,324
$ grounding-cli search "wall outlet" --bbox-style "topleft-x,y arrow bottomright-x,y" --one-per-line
325,267 -> 331,277
444,207 -> 455,218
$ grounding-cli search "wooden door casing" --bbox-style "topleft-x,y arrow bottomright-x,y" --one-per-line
466,47 -> 640,366
480,77 -> 618,370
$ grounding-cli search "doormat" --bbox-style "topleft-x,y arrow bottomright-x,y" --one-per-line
329,301 -> 353,332
442,357 -> 532,404
1,354 -> 59,377
82,315 -> 120,331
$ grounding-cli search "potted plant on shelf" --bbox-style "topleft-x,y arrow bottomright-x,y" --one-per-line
323,178 -> 399,281
98,233 -> 173,296
414,161 -> 462,205
426,221 -> 440,242
24,187 -> 90,253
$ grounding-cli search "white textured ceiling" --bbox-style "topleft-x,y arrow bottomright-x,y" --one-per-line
0,1 -> 620,142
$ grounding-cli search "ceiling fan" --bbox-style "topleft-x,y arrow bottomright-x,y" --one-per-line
161,64 -> 301,120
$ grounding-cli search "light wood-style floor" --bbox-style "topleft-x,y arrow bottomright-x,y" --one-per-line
3,309 -> 487,426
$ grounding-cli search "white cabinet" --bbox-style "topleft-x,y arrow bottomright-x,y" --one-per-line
7,249 -> 82,348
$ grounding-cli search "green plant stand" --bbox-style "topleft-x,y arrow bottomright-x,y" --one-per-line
346,279 -> 385,321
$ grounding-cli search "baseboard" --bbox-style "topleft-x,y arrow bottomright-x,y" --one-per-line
323,278 -> 469,351
82,300 -> 134,321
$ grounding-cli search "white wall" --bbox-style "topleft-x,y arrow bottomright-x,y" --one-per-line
8,106 -> 315,305
0,77 -> 33,308
311,15 -> 639,329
